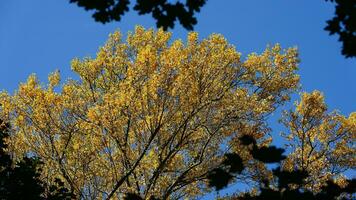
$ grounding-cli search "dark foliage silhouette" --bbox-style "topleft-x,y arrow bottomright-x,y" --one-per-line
123,192 -> 161,200
124,193 -> 144,200
325,0 -> 356,58
70,0 -> 130,24
69,0 -> 206,30
207,153 -> 244,191
69,0 -> 355,58
0,119 -> 73,200
207,135 -> 356,200
250,146 -> 286,164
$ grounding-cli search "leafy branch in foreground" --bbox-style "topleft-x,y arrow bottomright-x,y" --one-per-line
0,119 -> 73,200
69,0 -> 206,30
207,134 -> 355,200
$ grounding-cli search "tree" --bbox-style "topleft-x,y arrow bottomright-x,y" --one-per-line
0,26 -> 299,199
281,91 -> 355,191
0,119 -> 73,200
69,0 -> 206,30
207,133 -> 355,200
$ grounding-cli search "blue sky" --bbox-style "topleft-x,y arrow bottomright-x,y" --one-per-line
0,0 -> 355,198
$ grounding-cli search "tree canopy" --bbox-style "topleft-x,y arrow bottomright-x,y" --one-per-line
0,26 -> 299,199
281,91 -> 355,191
205,92 -> 355,200
0,26 -> 354,200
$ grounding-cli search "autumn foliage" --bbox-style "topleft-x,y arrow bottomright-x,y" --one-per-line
0,27 -> 354,199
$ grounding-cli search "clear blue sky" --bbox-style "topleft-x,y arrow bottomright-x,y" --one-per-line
0,0 -> 355,198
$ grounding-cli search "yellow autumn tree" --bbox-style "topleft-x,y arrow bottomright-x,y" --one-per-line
281,91 -> 356,191
0,26 -> 300,199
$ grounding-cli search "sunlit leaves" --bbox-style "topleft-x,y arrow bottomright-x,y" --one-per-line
281,91 -> 356,191
0,26 -> 299,199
